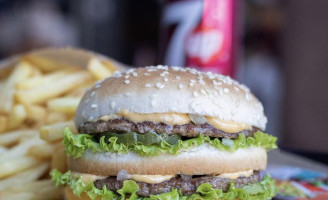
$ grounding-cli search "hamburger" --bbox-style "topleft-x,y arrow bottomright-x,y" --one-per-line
51,65 -> 278,200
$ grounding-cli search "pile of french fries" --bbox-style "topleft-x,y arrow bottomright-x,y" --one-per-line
0,51 -> 119,200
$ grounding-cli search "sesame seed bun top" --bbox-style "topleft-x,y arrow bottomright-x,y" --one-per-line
74,66 -> 267,130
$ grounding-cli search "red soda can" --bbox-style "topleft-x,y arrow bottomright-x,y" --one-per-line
160,0 -> 237,77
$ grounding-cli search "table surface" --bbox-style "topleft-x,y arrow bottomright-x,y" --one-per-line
268,149 -> 328,173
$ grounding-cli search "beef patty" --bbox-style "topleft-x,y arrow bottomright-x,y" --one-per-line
79,118 -> 260,139
93,171 -> 260,197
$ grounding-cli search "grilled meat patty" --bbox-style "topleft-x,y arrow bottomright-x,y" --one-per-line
79,118 -> 260,138
93,171 -> 260,197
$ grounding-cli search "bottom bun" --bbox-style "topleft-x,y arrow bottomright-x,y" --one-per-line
69,145 -> 267,176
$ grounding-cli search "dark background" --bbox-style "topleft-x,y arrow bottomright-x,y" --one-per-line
0,0 -> 327,164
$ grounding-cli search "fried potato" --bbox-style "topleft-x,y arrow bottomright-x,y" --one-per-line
46,112 -> 69,124
0,192 -> 34,200
16,71 -> 93,104
87,58 -> 113,80
16,68 -> 79,90
0,61 -> 34,114
8,104 -> 27,130
0,156 -> 42,179
0,163 -> 49,190
25,104 -> 47,126
0,137 -> 44,162
0,115 -> 8,133
23,54 -> 80,72
40,121 -> 76,142
28,143 -> 55,159
0,129 -> 37,146
47,97 -> 81,114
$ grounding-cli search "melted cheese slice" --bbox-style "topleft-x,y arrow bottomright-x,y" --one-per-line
72,172 -> 174,184
72,172 -> 106,183
72,170 -> 253,184
99,110 -> 251,133
206,117 -> 251,133
129,174 -> 175,184
217,170 -> 253,179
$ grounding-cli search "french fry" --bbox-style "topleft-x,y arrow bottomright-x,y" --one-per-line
28,143 -> 55,159
0,115 -> 8,133
47,97 -> 81,114
103,60 -> 118,72
46,112 -> 68,124
4,179 -> 53,193
67,86 -> 89,97
0,156 -> 42,179
0,163 -> 49,190
23,54 -> 80,72
0,61 -> 34,114
16,71 -> 93,104
0,192 -> 34,200
0,137 -> 44,162
16,68 -> 78,90
40,121 -> 76,142
87,58 -> 113,80
51,143 -> 67,172
25,104 -> 47,126
8,104 -> 27,130
0,129 -> 37,146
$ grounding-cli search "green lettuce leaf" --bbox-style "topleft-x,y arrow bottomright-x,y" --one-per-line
63,128 -> 277,158
51,169 -> 277,200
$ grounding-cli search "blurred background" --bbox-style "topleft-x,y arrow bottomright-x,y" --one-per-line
0,0 -> 327,164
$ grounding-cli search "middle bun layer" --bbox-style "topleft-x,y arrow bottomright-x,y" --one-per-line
68,145 -> 267,176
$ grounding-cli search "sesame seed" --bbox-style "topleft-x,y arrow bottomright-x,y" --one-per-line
85,98 -> 90,103
91,104 -> 98,108
145,83 -> 151,87
234,86 -> 239,91
91,91 -> 96,96
189,82 -> 194,87
160,73 -> 165,77
201,89 -> 206,95
245,92 -> 252,101
190,79 -> 196,83
151,100 -> 156,106
219,88 -> 223,96
111,101 -> 116,108
224,88 -> 229,93
124,75 -> 130,79
199,79 -> 205,85
144,73 -> 150,76
193,91 -> 199,97
125,80 -> 130,84
132,72 -> 138,77
156,82 -> 165,89
189,69 -> 197,74
178,84 -> 184,89
126,68 -> 135,74
176,76 -> 180,80
94,84 -> 101,88
113,71 -> 122,77
164,77 -> 168,82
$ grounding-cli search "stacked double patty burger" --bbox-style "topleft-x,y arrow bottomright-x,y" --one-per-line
51,66 -> 278,200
